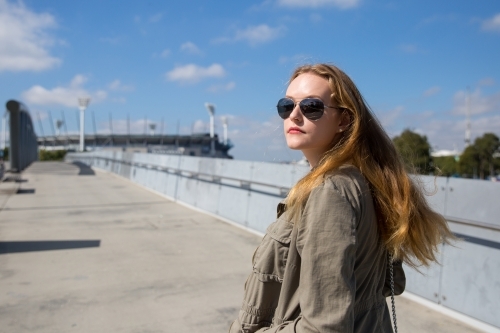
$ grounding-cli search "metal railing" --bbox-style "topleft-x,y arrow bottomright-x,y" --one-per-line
70,154 -> 499,232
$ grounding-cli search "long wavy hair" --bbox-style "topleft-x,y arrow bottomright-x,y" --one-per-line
285,63 -> 453,267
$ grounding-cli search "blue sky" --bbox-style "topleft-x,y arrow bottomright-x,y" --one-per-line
1,0 -> 499,162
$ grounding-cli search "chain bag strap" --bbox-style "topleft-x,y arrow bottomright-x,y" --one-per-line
389,253 -> 398,333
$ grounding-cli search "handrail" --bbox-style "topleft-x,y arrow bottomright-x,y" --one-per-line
68,154 -> 500,232
73,155 -> 291,194
445,216 -> 500,232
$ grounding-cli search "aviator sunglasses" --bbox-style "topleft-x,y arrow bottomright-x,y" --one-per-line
276,97 -> 336,121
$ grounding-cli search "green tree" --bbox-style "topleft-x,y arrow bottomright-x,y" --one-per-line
475,133 -> 499,179
393,129 -> 433,174
458,145 -> 479,178
433,156 -> 459,177
459,133 -> 500,179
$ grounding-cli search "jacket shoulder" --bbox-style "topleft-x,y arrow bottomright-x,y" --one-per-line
320,165 -> 371,208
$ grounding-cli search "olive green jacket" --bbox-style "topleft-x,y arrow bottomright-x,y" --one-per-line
229,165 -> 405,333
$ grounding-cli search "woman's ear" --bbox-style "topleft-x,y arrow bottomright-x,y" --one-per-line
338,109 -> 351,132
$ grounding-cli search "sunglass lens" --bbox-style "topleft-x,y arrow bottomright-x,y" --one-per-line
277,98 -> 295,119
300,98 -> 324,120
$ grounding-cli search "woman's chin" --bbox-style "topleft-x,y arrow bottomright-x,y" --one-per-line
285,138 -> 308,151
286,143 -> 304,151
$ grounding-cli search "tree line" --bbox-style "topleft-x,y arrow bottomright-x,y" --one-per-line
392,129 -> 500,179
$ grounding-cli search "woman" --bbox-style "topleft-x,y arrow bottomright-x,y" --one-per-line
229,64 -> 453,333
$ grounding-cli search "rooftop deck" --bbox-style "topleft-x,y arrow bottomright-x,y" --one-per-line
0,162 -> 484,332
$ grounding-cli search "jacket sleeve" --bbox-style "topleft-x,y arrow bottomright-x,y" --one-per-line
257,185 -> 358,333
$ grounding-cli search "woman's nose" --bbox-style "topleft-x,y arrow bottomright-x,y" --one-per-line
288,104 -> 302,121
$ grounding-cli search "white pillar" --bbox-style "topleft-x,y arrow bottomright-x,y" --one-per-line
205,103 -> 216,156
221,116 -> 228,145
78,98 -> 91,152
79,109 -> 84,151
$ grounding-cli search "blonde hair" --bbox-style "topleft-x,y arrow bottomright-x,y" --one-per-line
285,63 -> 453,267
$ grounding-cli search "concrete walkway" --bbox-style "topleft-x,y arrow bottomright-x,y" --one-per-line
0,162 -> 482,333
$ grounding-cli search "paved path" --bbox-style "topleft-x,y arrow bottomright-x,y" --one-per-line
0,162 -> 482,333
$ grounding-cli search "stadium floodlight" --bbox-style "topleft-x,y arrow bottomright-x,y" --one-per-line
56,120 -> 64,136
204,103 -> 216,156
149,123 -> 157,136
78,97 -> 91,151
221,116 -> 228,146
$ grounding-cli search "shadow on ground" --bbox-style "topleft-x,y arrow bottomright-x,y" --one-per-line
72,161 -> 95,175
0,240 -> 101,254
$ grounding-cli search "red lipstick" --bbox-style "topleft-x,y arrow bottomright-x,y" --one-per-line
288,126 -> 304,134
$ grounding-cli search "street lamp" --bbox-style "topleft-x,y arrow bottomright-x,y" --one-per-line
204,103 -> 215,156
78,97 -> 91,152
221,116 -> 228,146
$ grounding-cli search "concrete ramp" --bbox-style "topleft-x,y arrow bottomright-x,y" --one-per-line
0,162 -> 483,333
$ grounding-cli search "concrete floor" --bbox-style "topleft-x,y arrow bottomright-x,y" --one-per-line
0,162 -> 483,333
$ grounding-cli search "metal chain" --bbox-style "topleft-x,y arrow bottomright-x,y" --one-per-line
389,253 -> 398,333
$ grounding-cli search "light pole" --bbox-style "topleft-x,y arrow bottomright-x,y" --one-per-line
78,97 -> 91,152
56,120 -> 63,136
205,103 -> 215,156
221,116 -> 228,146
149,123 -> 156,136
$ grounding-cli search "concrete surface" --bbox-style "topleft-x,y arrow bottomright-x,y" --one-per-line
0,162 -> 483,333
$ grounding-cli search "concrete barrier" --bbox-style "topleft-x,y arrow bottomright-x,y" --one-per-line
66,151 -> 500,331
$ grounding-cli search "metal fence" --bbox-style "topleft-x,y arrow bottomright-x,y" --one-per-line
66,151 -> 500,330
6,100 -> 38,172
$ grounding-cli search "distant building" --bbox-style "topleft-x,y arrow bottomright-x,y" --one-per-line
431,149 -> 461,158
37,133 -> 233,159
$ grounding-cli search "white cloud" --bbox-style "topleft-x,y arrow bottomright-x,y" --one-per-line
423,86 -> 441,97
207,81 -> 236,93
21,74 -> 107,107
192,119 -> 208,133
235,24 -> 286,46
180,41 -> 201,54
481,13 -> 500,33
450,88 -> 500,116
0,0 -> 61,72
277,0 -> 360,9
108,79 -> 134,92
414,115 -> 500,152
215,24 -> 286,46
165,63 -> 226,84
373,93 -> 500,152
